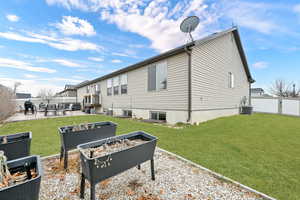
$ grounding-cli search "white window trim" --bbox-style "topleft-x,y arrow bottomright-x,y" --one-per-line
229,72 -> 235,88
148,61 -> 168,92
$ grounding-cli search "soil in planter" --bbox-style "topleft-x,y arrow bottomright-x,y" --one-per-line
81,139 -> 147,159
0,163 -> 38,189
63,122 -> 108,133
0,135 -> 28,144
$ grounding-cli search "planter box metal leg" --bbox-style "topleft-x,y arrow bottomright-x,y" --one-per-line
64,149 -> 68,169
80,173 -> 85,199
151,159 -> 155,181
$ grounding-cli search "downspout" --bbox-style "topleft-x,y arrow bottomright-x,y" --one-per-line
184,46 -> 192,123
248,83 -> 251,106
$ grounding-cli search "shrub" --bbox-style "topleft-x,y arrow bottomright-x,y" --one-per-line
0,85 -> 16,121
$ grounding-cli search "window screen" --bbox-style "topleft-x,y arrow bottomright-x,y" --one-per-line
121,74 -> 128,94
229,72 -> 235,88
150,111 -> 166,121
113,76 -> 119,95
148,65 -> 156,91
107,79 -> 112,96
107,79 -> 112,88
156,62 -> 167,90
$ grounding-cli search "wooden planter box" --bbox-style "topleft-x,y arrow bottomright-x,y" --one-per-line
0,132 -> 32,161
77,131 -> 157,200
58,121 -> 117,169
0,155 -> 42,200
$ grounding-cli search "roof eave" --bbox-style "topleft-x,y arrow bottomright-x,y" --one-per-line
231,28 -> 255,84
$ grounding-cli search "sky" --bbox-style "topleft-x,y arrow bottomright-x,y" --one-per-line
0,0 -> 300,96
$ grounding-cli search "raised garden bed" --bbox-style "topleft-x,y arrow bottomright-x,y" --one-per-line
0,132 -> 31,161
58,121 -> 117,169
77,131 -> 157,200
0,154 -> 42,200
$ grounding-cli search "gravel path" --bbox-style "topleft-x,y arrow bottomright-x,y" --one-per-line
40,149 -> 264,200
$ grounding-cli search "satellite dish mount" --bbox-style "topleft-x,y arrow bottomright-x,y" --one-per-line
180,16 -> 200,43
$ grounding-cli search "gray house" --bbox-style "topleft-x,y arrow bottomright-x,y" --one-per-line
251,88 -> 264,97
56,84 -> 77,97
76,27 -> 254,124
15,93 -> 32,99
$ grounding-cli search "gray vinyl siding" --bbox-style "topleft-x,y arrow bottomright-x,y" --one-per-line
77,87 -> 86,104
191,32 -> 249,110
78,52 -> 189,111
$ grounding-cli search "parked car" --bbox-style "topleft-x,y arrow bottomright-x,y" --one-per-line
70,103 -> 81,111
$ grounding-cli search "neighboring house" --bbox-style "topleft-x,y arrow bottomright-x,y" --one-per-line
251,88 -> 264,97
56,81 -> 89,97
56,84 -> 77,97
76,27 -> 254,124
15,93 -> 31,99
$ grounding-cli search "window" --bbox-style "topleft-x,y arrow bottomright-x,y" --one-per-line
86,85 -> 90,93
123,110 -> 132,117
107,79 -> 112,96
148,61 -> 167,91
150,111 -> 167,121
95,84 -> 100,93
113,76 -> 119,95
156,62 -> 167,89
229,72 -> 234,88
120,74 -> 128,94
148,65 -> 156,91
84,95 -> 91,104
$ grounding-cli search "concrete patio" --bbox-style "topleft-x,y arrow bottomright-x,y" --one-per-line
4,111 -> 91,123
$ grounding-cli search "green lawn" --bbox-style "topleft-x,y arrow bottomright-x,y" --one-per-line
0,113 -> 299,200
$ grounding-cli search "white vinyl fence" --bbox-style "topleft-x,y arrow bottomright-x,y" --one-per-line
14,97 -> 77,111
252,97 -> 300,116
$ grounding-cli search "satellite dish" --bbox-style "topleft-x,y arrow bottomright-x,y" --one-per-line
180,16 -> 199,42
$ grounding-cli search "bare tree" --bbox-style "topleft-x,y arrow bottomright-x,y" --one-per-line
37,88 -> 54,103
0,84 -> 16,121
13,82 -> 21,94
269,79 -> 300,97
289,83 -> 300,97
269,79 -> 291,97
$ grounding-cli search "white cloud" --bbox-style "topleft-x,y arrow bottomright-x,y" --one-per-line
0,58 -> 56,73
24,74 -> 38,78
51,59 -> 81,67
294,4 -> 300,14
6,14 -> 19,22
46,0 -> 90,11
55,16 -> 96,36
0,31 -> 102,52
40,77 -> 83,83
88,57 -> 103,62
112,52 -> 128,57
72,75 -> 85,79
222,1 -> 278,34
112,50 -> 139,58
45,0 -> 217,52
0,77 -> 62,96
0,32 -> 45,43
129,44 -> 145,48
46,0 -> 283,51
111,59 -> 122,63
252,61 -> 269,69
